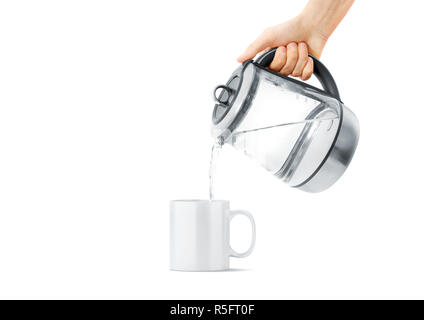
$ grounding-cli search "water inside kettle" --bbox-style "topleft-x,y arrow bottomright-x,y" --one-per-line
230,115 -> 339,186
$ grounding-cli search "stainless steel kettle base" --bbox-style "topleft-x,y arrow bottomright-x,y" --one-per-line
294,106 -> 359,193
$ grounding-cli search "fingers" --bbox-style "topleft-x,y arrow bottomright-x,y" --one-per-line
269,46 -> 286,72
301,57 -> 314,81
268,42 -> 314,80
292,42 -> 308,77
280,42 -> 298,76
237,28 -> 276,62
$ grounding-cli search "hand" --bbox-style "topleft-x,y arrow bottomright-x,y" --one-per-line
237,16 -> 328,80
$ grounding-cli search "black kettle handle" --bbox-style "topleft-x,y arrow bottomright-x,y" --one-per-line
255,47 -> 340,100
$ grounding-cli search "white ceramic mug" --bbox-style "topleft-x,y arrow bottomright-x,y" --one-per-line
169,200 -> 256,271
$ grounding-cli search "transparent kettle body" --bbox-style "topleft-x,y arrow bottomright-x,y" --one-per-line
215,63 -> 343,187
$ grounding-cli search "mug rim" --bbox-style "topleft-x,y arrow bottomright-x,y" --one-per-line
170,199 -> 229,203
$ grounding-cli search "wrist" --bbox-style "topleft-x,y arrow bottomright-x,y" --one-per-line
297,9 -> 331,42
294,13 -> 328,58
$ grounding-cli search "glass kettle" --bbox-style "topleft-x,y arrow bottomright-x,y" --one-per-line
211,48 -> 359,193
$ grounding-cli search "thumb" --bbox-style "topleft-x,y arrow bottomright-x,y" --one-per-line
237,29 -> 277,62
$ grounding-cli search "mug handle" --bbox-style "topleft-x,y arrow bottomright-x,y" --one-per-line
229,210 -> 256,258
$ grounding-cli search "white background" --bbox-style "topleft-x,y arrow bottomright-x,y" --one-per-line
0,0 -> 423,299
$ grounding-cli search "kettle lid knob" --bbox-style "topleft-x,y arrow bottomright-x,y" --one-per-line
213,85 -> 234,105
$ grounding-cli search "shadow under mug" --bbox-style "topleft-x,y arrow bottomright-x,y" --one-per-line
170,200 -> 256,271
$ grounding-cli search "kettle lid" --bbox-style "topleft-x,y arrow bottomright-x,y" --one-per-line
212,61 -> 259,140
212,76 -> 241,124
